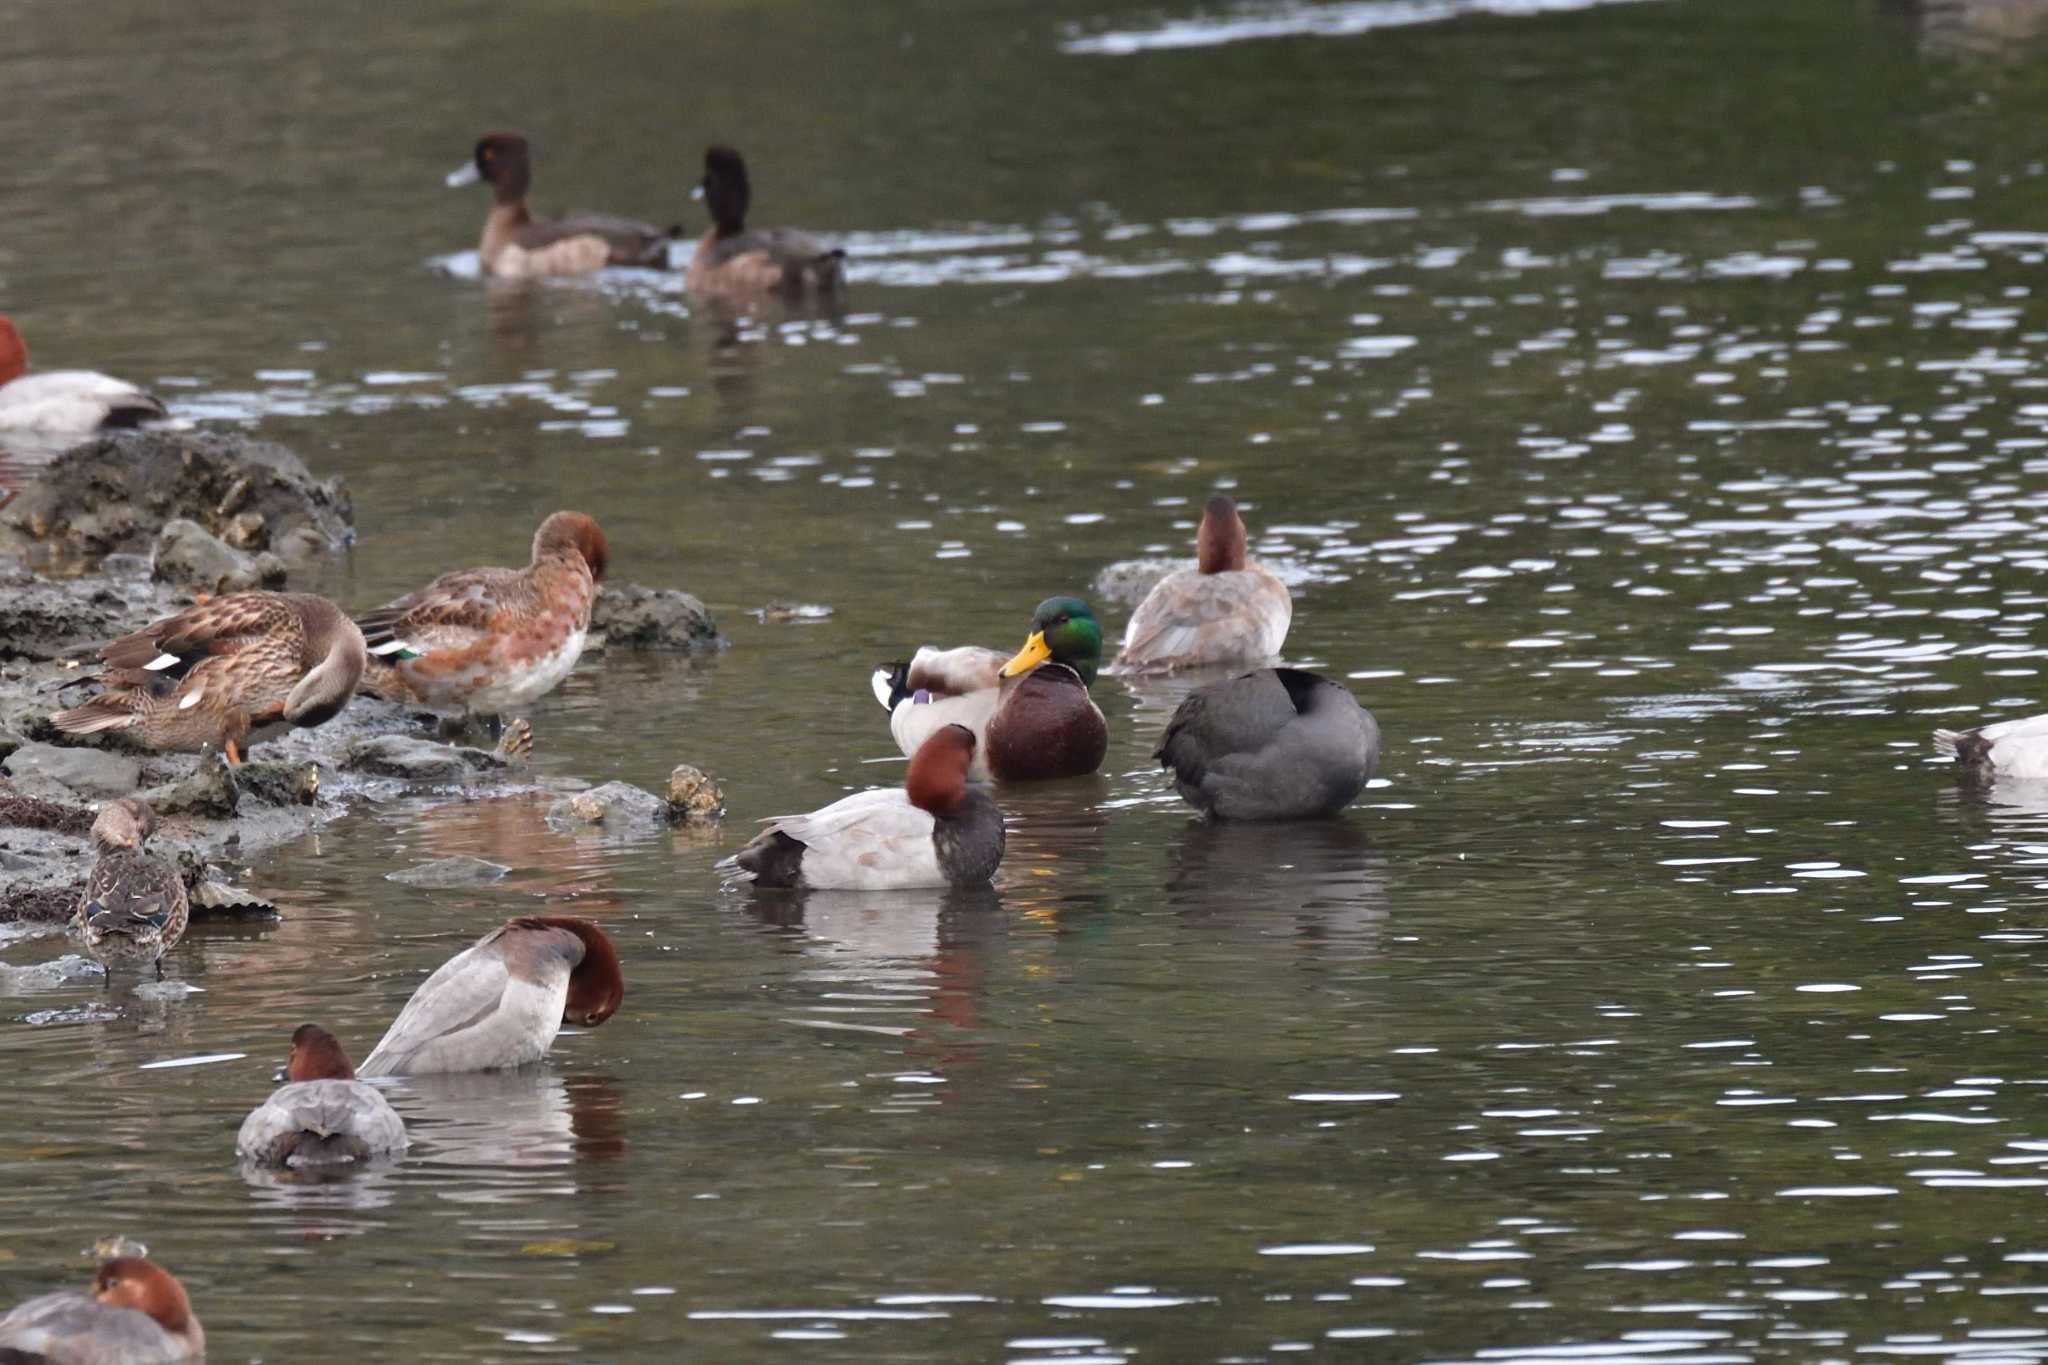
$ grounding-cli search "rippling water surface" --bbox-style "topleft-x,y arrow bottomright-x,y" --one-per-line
11,0 -> 2048,1359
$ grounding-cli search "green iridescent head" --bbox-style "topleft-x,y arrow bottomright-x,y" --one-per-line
1000,596 -> 1102,687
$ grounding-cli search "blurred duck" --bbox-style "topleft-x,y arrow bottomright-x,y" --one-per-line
354,510 -> 608,726
52,592 -> 366,763
1935,716 -> 2048,780
1156,668 -> 1378,821
871,596 -> 1108,782
0,315 -> 167,442
685,146 -> 845,298
448,131 -> 678,279
359,917 -> 623,1077
0,1255 -> 204,1364
1113,495 -> 1291,674
74,798 -> 189,979
723,724 -> 1004,890
236,1024 -> 407,1167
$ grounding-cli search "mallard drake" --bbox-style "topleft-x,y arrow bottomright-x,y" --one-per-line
237,1024 -> 407,1167
73,798 -> 190,979
359,916 -> 623,1077
685,146 -> 845,298
0,1255 -> 204,1363
1935,716 -> 2048,780
1156,668 -> 1378,820
872,596 -> 1109,782
448,131 -> 679,279
355,510 -> 608,722
52,592 -> 366,763
723,724 -> 1004,890
0,315 -> 167,442
1113,495 -> 1292,674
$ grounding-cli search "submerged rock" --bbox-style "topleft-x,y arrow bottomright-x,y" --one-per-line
547,781 -> 670,829
592,582 -> 724,651
152,518 -> 288,594
666,764 -> 725,823
387,855 -> 511,888
4,742 -> 142,799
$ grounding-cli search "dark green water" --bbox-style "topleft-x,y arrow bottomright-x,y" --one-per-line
11,0 -> 2048,1359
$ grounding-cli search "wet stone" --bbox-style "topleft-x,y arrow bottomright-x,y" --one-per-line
547,781 -> 671,828
144,756 -> 239,818
386,855 -> 511,888
665,765 -> 726,823
152,518 -> 288,594
591,582 -> 725,651
4,743 -> 142,799
343,736 -> 503,784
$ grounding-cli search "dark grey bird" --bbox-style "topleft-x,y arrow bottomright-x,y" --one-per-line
1155,668 -> 1378,821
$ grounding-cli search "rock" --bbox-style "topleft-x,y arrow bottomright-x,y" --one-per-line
750,602 -> 833,624
343,735 -> 502,784
547,781 -> 671,828
0,557 -> 187,663
151,518 -> 287,594
0,794 -> 96,837
143,755 -> 238,818
4,742 -> 141,798
592,582 -> 724,651
665,765 -> 725,823
0,886 -> 78,923
234,760 -> 320,808
3,429 -> 353,560
1092,556 -> 1189,607
386,855 -> 510,888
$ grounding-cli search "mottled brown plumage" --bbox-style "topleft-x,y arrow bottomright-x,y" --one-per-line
74,798 -> 189,977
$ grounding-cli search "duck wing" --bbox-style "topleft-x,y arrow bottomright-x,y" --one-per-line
738,788 -> 944,890
354,567 -> 523,657
98,592 -> 303,678
1117,566 -> 1292,673
0,1290 -> 187,1361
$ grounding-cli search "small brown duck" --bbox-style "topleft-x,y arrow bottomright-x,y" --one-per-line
0,1253 -> 205,1363
53,592 -> 366,763
1113,495 -> 1292,674
75,798 -> 189,980
685,145 -> 845,298
236,1024 -> 408,1167
448,130 -> 679,279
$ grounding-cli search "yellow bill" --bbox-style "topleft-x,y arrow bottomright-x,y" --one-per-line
1001,631 -> 1051,677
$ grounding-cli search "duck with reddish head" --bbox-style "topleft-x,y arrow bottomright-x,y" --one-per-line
237,1024 -> 408,1167
0,1253 -> 204,1363
1113,495 -> 1292,674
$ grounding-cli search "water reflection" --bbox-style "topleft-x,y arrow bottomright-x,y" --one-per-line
1163,818 -> 1388,944
393,1070 -> 625,1178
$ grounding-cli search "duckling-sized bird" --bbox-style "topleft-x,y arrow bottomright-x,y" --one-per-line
1935,716 -> 2048,780
1156,668 -> 1378,821
1114,495 -> 1292,675
73,798 -> 189,980
724,724 -> 1004,890
0,314 -> 167,444
448,130 -> 679,279
359,916 -> 623,1077
686,146 -> 845,299
236,1024 -> 408,1167
354,510 -> 609,727
872,596 -> 1109,782
0,1253 -> 205,1363
52,592 -> 367,763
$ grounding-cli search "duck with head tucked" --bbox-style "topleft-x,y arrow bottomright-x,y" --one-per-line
74,798 -> 188,981
354,510 -> 609,730
0,1253 -> 204,1364
449,130 -> 680,279
686,145 -> 845,299
1157,669 -> 1379,821
359,916 -> 623,1077
723,724 -> 1005,890
1113,494 -> 1291,674
53,592 -> 366,764
0,314 -> 167,445
872,596 -> 1109,782
237,1024 -> 408,1167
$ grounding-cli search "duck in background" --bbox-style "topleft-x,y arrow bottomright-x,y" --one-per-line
53,592 -> 366,763
1156,669 -> 1378,821
872,596 -> 1109,781
0,315 -> 166,445
236,1024 -> 408,1167
0,1252 -> 205,1363
1112,495 -> 1291,674
723,724 -> 1004,890
686,146 -> 845,299
354,510 -> 608,733
448,131 -> 679,279
1935,715 -> 2048,781
74,798 -> 189,981
358,917 -> 623,1076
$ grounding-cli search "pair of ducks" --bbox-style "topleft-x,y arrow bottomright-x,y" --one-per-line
51,509 -> 611,762
451,132 -> 844,297
726,496 -> 1381,891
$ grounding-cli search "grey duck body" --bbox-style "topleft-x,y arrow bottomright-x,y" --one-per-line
1156,668 -> 1378,821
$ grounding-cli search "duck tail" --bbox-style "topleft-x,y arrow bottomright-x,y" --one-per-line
51,694 -> 138,736
1933,728 -> 1965,758
871,661 -> 911,711
1934,727 -> 1994,770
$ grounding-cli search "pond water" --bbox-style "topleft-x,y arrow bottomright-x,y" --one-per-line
11,0 -> 2048,1359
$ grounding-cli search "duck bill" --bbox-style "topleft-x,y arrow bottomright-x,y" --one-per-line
445,162 -> 481,188
1000,632 -> 1051,678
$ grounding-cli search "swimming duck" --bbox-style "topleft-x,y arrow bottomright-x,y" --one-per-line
0,1254 -> 204,1363
53,592 -> 366,763
359,916 -> 623,1077
1935,716 -> 2048,780
354,510 -> 608,723
1113,495 -> 1292,674
0,315 -> 167,443
872,596 -> 1109,782
685,146 -> 845,298
448,131 -> 678,279
1156,668 -> 1378,821
73,798 -> 190,980
723,724 -> 1005,890
236,1024 -> 407,1166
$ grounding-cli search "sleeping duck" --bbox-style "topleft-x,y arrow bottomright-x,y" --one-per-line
872,596 -> 1108,782
722,724 -> 1004,890
1156,668 -> 1378,820
237,1024 -> 408,1167
449,131 -> 678,279
0,314 -> 167,443
1114,495 -> 1291,674
1935,716 -> 2048,781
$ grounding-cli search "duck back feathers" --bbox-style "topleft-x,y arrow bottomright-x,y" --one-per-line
1157,668 -> 1377,821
